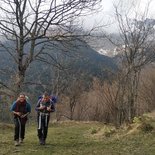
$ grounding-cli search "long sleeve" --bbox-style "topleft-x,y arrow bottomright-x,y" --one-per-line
51,100 -> 55,112
26,102 -> 31,113
35,99 -> 41,111
10,101 -> 16,112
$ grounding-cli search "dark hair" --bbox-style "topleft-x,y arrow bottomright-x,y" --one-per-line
19,92 -> 26,97
42,92 -> 49,97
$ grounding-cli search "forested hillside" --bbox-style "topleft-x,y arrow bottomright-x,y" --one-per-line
0,39 -> 117,96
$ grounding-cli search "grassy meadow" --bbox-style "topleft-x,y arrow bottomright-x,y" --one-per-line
0,118 -> 155,155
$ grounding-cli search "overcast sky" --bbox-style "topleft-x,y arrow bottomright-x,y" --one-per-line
80,0 -> 155,33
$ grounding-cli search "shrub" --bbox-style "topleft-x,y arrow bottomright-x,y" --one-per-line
91,128 -> 99,134
138,123 -> 154,133
133,114 -> 154,133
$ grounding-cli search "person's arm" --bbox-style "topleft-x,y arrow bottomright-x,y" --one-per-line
51,102 -> 55,112
47,100 -> 55,112
26,102 -> 31,116
35,99 -> 45,111
21,112 -> 30,118
10,101 -> 21,116
35,99 -> 41,111
13,111 -> 22,116
10,101 -> 16,111
47,106 -> 52,112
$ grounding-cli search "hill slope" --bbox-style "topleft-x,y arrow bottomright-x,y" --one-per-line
1,118 -> 155,155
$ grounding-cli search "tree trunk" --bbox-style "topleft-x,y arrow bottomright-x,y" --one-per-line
14,69 -> 26,97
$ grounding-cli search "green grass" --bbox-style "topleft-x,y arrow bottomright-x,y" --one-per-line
0,121 -> 155,155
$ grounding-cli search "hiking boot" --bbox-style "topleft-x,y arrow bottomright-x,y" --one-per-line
19,138 -> 23,143
14,140 -> 20,146
42,139 -> 46,145
39,139 -> 43,145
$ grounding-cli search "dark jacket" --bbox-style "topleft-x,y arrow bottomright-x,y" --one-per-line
36,99 -> 55,114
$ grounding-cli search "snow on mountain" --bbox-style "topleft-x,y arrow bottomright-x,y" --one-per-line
98,49 -> 109,55
97,46 -> 125,57
97,48 -> 119,57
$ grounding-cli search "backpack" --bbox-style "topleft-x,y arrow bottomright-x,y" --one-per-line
51,96 -> 57,104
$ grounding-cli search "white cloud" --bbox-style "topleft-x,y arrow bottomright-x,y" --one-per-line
79,0 -> 155,33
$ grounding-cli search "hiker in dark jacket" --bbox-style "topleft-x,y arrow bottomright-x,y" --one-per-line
10,93 -> 31,146
36,92 -> 55,145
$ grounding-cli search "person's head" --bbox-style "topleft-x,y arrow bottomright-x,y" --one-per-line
18,93 -> 26,103
42,92 -> 50,102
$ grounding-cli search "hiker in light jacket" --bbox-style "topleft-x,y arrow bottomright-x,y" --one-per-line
10,93 -> 31,146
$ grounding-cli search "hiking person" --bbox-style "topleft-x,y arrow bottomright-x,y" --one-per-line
36,92 -> 55,145
10,93 -> 31,146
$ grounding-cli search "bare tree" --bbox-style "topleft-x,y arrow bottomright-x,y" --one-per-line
138,67 -> 155,114
113,0 -> 155,123
0,0 -> 101,97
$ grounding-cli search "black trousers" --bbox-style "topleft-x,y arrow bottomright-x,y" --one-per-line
14,117 -> 26,141
37,114 -> 50,140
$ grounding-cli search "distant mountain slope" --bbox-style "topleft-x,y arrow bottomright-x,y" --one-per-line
0,40 -> 117,87
64,40 -> 117,77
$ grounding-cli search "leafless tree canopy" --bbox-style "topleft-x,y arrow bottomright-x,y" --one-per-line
0,0 -> 101,95
110,1 -> 155,124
